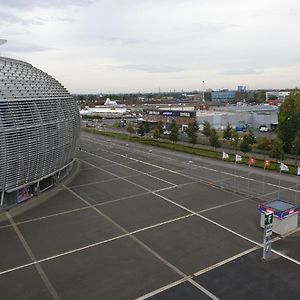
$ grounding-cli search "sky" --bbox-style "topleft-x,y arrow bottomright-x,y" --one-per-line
0,0 -> 300,94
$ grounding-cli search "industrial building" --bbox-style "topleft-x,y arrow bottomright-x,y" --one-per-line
0,53 -> 80,207
143,103 -> 278,131
196,104 -> 279,130
143,106 -> 196,128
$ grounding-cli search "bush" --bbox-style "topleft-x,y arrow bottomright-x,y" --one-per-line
257,137 -> 272,150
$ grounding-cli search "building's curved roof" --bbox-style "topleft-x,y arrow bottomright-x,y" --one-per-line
0,57 -> 70,100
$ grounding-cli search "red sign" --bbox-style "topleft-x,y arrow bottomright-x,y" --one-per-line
264,160 -> 270,167
248,157 -> 256,165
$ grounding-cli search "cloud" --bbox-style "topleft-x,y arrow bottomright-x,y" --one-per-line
0,11 -> 43,25
0,0 -> 94,9
220,68 -> 264,75
105,64 -> 187,73
102,37 -> 148,45
1,41 -> 56,53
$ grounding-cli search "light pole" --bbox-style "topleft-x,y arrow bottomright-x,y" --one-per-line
202,81 -> 205,103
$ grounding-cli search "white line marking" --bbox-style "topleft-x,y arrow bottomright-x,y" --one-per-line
193,246 -> 259,276
135,278 -> 187,300
64,184 -> 219,299
80,141 -> 300,267
137,246 -> 259,299
6,212 -> 60,300
84,135 -> 299,194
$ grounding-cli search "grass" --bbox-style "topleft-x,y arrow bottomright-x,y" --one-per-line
82,127 -> 297,176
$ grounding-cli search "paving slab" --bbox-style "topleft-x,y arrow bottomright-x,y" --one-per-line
273,230 -> 300,261
157,182 -> 243,211
135,216 -> 254,275
128,174 -> 174,191
70,178 -> 146,205
13,188 -> 89,223
66,167 -> 116,187
0,266 -> 52,300
202,199 -> 263,243
18,208 -> 122,259
195,249 -> 300,299
101,164 -> 140,177
0,226 -> 30,272
124,161 -> 161,173
41,237 -> 180,300
149,281 -> 211,300
100,193 -> 187,232
151,170 -> 195,185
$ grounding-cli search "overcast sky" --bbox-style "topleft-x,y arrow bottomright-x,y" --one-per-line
0,0 -> 300,93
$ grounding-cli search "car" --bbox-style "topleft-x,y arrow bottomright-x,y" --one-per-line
259,125 -> 269,132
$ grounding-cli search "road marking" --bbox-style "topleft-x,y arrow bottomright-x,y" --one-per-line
137,246 -> 259,299
84,135 -> 299,195
80,145 -> 300,267
135,278 -> 187,300
64,185 -> 219,299
193,246 -> 259,276
6,212 -> 60,300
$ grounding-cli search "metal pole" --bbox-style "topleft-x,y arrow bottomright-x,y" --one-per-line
295,173 -> 298,205
234,158 -> 237,193
277,169 -> 282,199
0,190 -> 4,206
262,165 -> 266,195
202,81 -> 205,103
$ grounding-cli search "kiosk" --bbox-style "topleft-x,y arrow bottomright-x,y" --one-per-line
258,200 -> 300,235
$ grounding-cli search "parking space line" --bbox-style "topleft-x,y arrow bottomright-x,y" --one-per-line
80,146 -> 300,268
135,278 -> 187,300
84,135 -> 299,196
6,212 -> 60,300
137,246 -> 259,299
63,186 -> 219,299
193,246 -> 259,277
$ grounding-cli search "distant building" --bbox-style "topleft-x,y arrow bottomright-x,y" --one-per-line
237,86 -> 247,92
80,98 -> 127,117
265,91 -> 290,102
196,104 -> 278,130
143,107 -> 196,129
211,91 -> 236,102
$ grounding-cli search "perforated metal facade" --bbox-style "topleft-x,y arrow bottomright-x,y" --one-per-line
0,56 -> 80,201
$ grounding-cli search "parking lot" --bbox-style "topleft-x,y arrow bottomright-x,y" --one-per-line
0,132 -> 299,299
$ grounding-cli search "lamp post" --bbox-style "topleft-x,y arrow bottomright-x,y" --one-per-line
202,81 -> 205,103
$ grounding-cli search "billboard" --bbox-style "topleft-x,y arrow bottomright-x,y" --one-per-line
146,110 -> 195,118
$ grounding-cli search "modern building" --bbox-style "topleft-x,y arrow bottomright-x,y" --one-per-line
143,107 -> 196,129
196,104 -> 278,130
211,90 -> 236,102
0,54 -> 80,207
80,98 -> 127,117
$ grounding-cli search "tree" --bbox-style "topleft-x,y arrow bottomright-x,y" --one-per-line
202,121 -> 211,137
143,122 -> 150,134
240,139 -> 251,153
230,130 -> 239,151
257,137 -> 272,150
270,139 -> 284,160
153,128 -> 160,139
209,128 -> 220,148
291,136 -> 300,165
277,89 -> 300,153
223,123 -> 232,140
243,130 -> 256,145
137,123 -> 145,136
186,121 -> 198,144
127,122 -> 135,135
157,121 -> 164,136
169,120 -> 179,142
